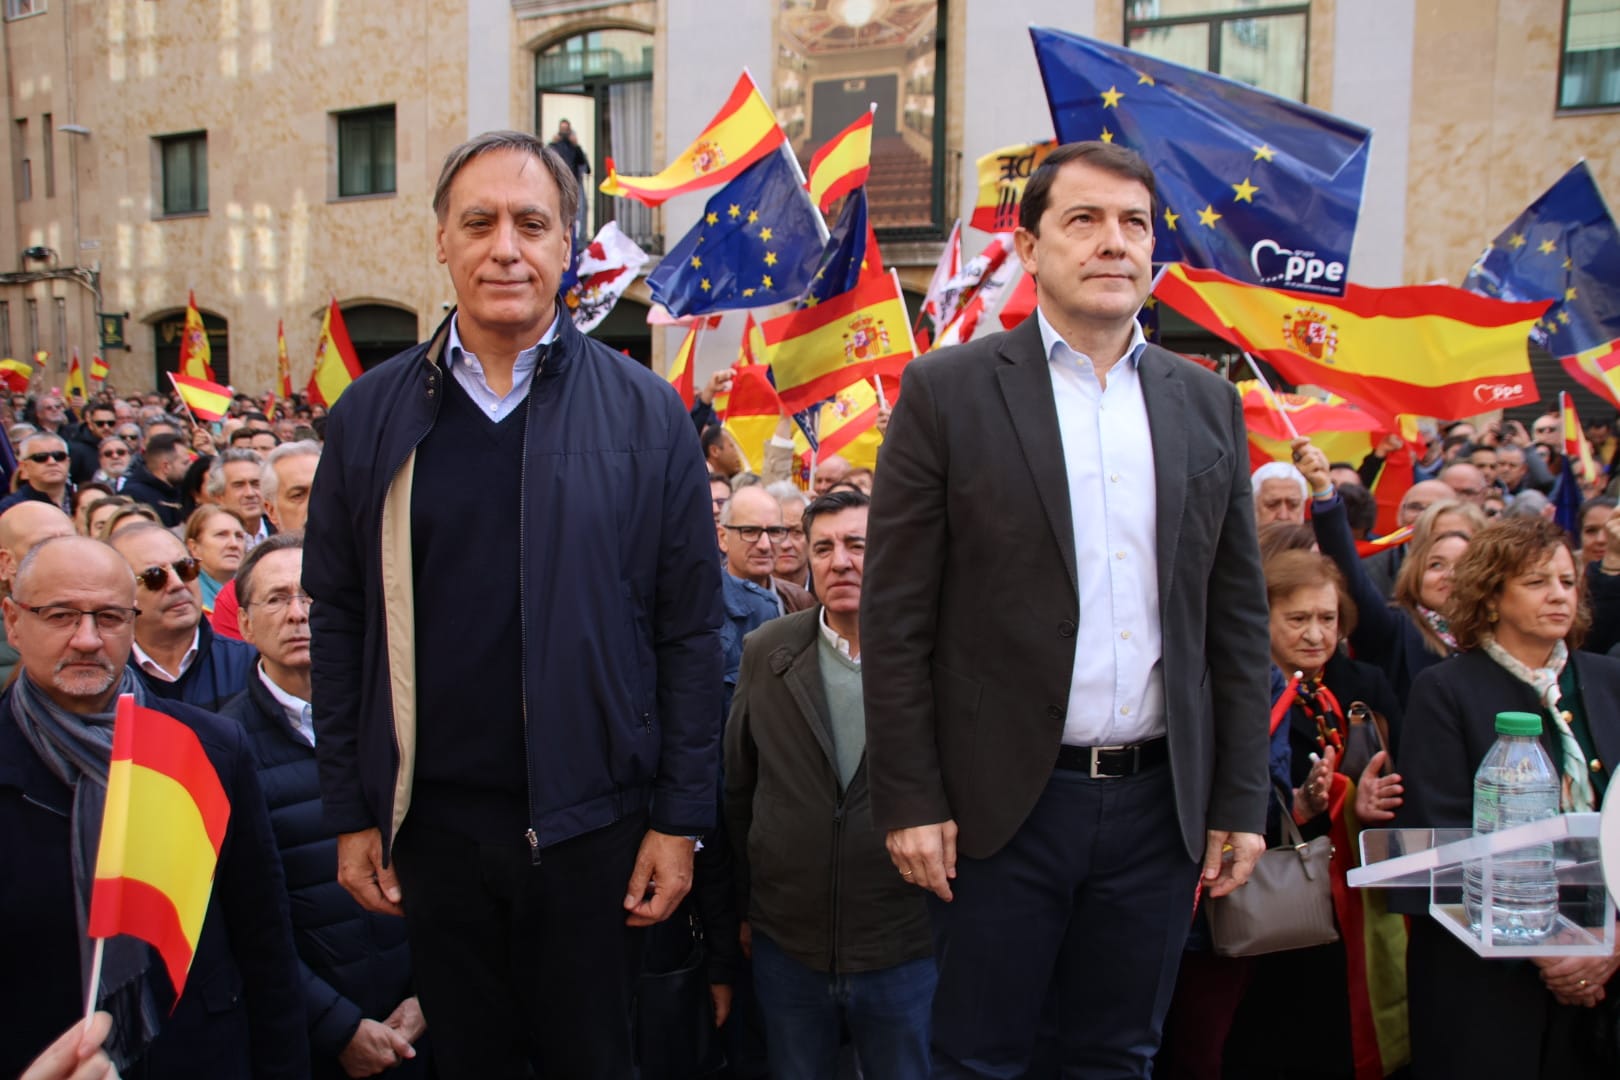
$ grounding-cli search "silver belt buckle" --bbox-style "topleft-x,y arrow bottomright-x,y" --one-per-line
1089,743 -> 1136,778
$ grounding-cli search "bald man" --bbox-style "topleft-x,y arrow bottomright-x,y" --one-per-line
0,503 -> 77,683
1360,480 -> 1457,599
0,536 -> 305,1077
812,455 -> 852,496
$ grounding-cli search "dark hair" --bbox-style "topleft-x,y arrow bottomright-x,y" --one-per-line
1257,521 -> 1316,564
802,489 -> 870,541
144,431 -> 187,458
700,425 -> 729,459
1337,482 -> 1379,540
707,471 -> 731,488
1578,495 -> 1617,532
1019,141 -> 1158,235
1449,517 -> 1588,650
234,530 -> 304,607
432,130 -> 579,229
228,427 -> 257,446
73,481 -> 115,511
242,411 -> 269,424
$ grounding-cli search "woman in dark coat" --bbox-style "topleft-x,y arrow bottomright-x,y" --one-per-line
1398,516 -> 1620,1079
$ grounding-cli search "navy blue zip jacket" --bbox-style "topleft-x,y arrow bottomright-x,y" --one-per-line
303,306 -> 724,858
131,618 -> 259,713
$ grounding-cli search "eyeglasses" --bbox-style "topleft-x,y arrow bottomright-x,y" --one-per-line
26,451 -> 69,464
133,557 -> 201,591
1533,425 -> 1559,435
15,602 -> 140,633
245,590 -> 313,616
723,524 -> 789,543
101,447 -> 129,458
90,418 -> 116,429
117,431 -> 141,443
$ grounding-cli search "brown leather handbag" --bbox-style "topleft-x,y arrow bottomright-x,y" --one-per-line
1206,788 -> 1340,957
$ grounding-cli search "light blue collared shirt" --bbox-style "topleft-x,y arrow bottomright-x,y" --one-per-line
445,312 -> 560,422
258,662 -> 314,746
1038,306 -> 1166,747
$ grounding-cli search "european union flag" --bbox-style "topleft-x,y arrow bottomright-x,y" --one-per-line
805,187 -> 871,306
1463,161 -> 1620,406
646,149 -> 824,318
1029,27 -> 1371,297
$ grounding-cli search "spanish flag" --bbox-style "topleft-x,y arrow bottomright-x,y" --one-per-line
763,270 -> 915,413
807,110 -> 873,211
797,378 -> 882,470
64,350 -> 87,399
1561,390 -> 1599,480
178,291 -> 214,381
169,371 -> 232,422
91,354 -> 110,383
1155,264 -> 1550,425
88,695 -> 230,999
666,323 -> 700,409
276,320 -> 293,400
307,299 -> 363,407
720,361 -> 784,474
601,72 -> 785,207
0,357 -> 33,392
1237,380 -> 1380,445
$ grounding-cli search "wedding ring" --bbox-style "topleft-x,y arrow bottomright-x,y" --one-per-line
1579,979 -> 1589,988
901,869 -> 914,877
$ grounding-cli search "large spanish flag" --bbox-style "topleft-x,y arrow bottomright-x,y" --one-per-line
88,695 -> 230,998
1156,264 -> 1550,424
178,291 -> 214,381
307,299 -> 363,407
807,110 -> 873,211
169,371 -> 233,422
720,361 -> 784,475
763,271 -> 915,413
600,72 -> 785,207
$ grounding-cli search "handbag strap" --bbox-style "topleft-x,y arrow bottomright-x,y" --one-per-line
1269,784 -> 1308,851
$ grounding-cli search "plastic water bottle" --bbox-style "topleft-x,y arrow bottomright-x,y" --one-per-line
1464,711 -> 1561,943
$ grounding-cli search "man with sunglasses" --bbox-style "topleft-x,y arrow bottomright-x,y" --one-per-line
0,535 -> 306,1078
0,433 -> 75,517
29,395 -> 97,485
109,522 -> 257,711
64,404 -> 118,483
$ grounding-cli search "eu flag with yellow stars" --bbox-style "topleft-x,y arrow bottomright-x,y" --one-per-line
1029,26 -> 1370,297
647,148 -> 824,318
1463,161 -> 1620,411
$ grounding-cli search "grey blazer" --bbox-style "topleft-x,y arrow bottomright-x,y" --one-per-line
860,314 -> 1271,861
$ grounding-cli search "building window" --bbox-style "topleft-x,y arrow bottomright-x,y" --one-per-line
13,118 -> 29,201
52,297 -> 64,373
25,298 -> 38,360
1561,0 -> 1620,109
775,0 -> 949,238
1125,1 -> 1309,102
0,301 -> 11,359
335,105 -> 396,197
41,112 -> 53,198
536,28 -> 655,249
157,131 -> 208,215
4,0 -> 44,20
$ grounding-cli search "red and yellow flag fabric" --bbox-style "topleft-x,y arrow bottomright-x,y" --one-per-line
720,362 -> 785,475
88,695 -> 230,998
169,372 -> 232,422
762,271 -> 914,413
1156,263 -> 1550,425
807,111 -> 873,211
90,354 -> 110,382
970,140 -> 1055,234
794,378 -> 882,471
178,291 -> 214,381
1564,337 -> 1620,412
276,320 -> 294,400
64,350 -> 87,399
1561,390 -> 1599,480
601,73 -> 785,207
666,323 -> 701,409
307,299 -> 363,407
1237,380 -> 1381,445
0,357 -> 32,391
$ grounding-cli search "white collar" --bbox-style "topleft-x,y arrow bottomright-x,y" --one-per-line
446,311 -> 559,370
818,606 -> 859,663
131,627 -> 201,682
1035,305 -> 1149,370
257,662 -> 312,740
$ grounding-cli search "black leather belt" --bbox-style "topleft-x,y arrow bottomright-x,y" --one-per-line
1056,736 -> 1169,778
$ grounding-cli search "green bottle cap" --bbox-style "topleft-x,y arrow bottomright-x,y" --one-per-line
1495,711 -> 1543,737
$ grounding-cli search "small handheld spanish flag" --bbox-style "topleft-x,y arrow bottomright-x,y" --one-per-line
88,695 -> 230,1000
168,371 -> 232,422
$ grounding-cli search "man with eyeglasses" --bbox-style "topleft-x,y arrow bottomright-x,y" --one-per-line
0,433 -> 75,517
94,436 -> 131,489
220,534 -> 430,1079
109,522 -> 256,710
213,441 -> 323,642
0,534 -> 306,1078
768,482 -> 812,591
0,502 -> 77,685
718,486 -> 811,717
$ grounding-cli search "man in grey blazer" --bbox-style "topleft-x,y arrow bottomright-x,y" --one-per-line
861,141 -> 1270,1077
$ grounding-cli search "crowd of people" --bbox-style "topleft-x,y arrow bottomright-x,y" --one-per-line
2,131 -> 1618,1080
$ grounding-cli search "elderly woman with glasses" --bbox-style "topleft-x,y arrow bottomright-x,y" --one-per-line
1397,516 -> 1620,1078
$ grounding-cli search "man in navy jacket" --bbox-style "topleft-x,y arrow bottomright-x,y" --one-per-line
304,130 -> 724,1078
0,536 -> 304,1078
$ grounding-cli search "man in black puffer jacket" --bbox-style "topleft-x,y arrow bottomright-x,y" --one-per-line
220,534 -> 430,1079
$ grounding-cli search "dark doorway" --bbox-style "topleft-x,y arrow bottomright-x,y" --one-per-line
342,304 -> 419,371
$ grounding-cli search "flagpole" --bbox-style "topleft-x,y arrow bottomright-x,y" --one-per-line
83,936 -> 105,1024
1241,352 -> 1300,440
807,443 -> 818,494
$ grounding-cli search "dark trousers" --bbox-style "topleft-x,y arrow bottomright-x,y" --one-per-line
751,931 -> 936,1080
930,763 -> 1201,1079
391,812 -> 646,1079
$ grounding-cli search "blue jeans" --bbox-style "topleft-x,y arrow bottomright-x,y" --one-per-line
750,931 -> 936,1080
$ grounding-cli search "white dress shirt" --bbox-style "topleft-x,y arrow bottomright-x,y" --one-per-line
258,662 -> 315,746
1039,307 -> 1167,747
819,607 -> 859,664
446,311 -> 560,422
131,628 -> 200,683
